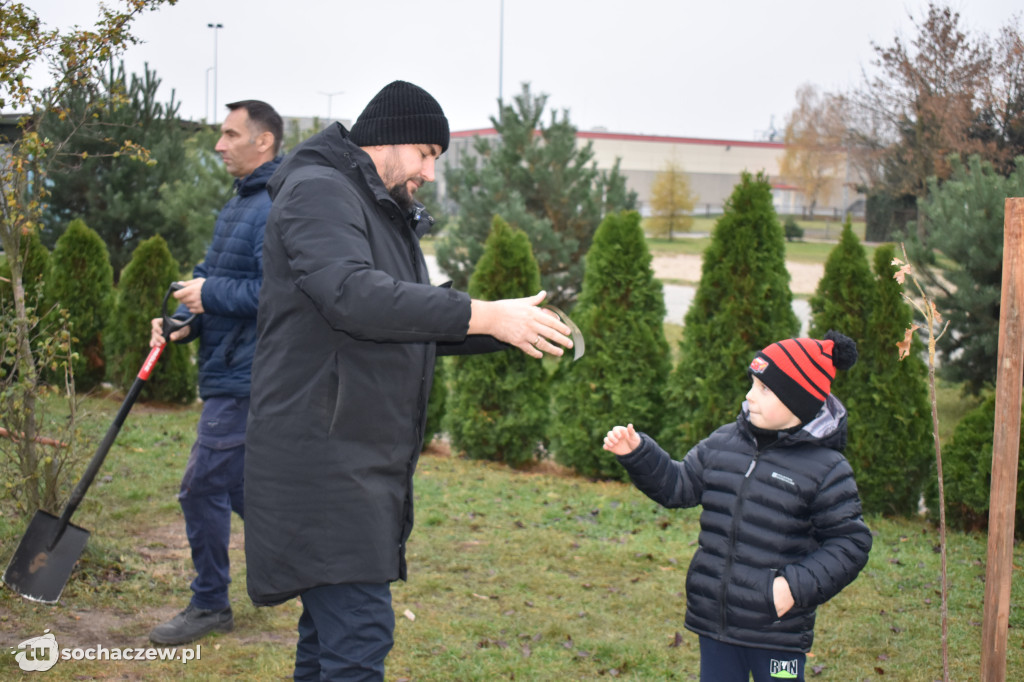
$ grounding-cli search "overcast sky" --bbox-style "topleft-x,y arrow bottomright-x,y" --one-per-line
15,0 -> 1022,141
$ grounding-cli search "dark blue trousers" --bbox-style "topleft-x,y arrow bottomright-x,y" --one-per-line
179,396 -> 247,611
700,636 -> 806,682
294,583 -> 395,682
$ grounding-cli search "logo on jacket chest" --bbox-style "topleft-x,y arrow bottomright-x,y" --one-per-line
770,471 -> 796,487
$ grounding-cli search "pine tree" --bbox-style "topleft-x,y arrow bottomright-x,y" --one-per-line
437,83 -> 637,309
155,127 -> 234,270
106,235 -> 196,403
44,219 -> 114,391
908,155 -> 1024,394
659,171 -> 799,454
38,61 -> 190,276
445,217 -> 549,466
550,211 -> 670,479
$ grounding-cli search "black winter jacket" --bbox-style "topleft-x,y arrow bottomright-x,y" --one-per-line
245,123 -> 505,606
617,395 -> 872,653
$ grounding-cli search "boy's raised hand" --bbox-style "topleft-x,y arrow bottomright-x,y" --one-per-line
603,423 -> 641,456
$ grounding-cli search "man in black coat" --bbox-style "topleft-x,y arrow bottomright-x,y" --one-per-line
245,81 -> 573,681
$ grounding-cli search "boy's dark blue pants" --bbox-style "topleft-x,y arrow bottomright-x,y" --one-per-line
178,396 -> 247,611
700,636 -> 806,682
294,583 -> 395,681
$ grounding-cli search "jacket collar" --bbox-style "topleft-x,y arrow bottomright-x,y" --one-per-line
235,156 -> 284,198
739,394 -> 848,452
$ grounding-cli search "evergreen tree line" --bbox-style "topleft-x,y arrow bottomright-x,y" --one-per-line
430,171 -> 948,521
433,165 -> 1024,532
9,145 -> 1015,531
1,220 -> 196,402
15,57 -> 1017,528
32,58 -> 1019,397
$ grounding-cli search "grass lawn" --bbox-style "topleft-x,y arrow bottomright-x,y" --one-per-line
2,396 -> 1021,680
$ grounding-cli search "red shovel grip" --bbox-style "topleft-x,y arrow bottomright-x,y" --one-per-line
138,344 -> 165,381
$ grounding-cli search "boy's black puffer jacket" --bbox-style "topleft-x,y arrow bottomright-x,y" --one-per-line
617,395 -> 872,653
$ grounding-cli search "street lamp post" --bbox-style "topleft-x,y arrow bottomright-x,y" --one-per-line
319,90 -> 344,122
498,0 -> 504,106
207,22 -> 223,123
204,67 -> 214,122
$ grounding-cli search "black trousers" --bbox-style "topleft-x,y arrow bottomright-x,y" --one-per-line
699,636 -> 806,682
293,583 -> 395,682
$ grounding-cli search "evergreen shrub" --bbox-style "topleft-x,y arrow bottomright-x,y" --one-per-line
550,210 -> 670,480
783,217 -> 804,242
659,171 -> 799,454
810,231 -> 932,516
931,394 -> 1024,537
45,219 -> 114,391
106,235 -> 195,403
445,217 -> 549,466
0,228 -> 50,311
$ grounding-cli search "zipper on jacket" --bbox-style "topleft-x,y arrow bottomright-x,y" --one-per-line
719,448 -> 760,633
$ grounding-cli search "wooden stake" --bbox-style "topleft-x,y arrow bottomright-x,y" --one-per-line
981,197 -> 1024,681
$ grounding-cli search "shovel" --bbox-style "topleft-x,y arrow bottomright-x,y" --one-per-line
2,284 -> 195,603
543,305 -> 585,361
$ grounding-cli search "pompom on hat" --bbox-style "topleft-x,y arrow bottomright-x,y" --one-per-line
748,330 -> 858,424
348,80 -> 450,153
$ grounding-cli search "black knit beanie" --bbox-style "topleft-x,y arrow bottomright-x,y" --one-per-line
747,330 -> 858,424
348,81 -> 450,153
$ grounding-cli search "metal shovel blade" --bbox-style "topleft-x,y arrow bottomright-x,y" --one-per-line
2,510 -> 90,604
543,305 -> 585,361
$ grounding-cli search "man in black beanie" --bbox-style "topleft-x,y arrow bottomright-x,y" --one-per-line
244,81 -> 574,680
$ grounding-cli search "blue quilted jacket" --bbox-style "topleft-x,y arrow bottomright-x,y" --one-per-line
175,156 -> 282,399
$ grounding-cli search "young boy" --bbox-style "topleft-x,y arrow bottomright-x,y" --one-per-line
604,331 -> 872,682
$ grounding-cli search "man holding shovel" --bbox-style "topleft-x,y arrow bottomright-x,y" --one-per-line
147,100 -> 283,646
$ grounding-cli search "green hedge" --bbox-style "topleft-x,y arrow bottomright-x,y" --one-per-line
106,235 -> 196,403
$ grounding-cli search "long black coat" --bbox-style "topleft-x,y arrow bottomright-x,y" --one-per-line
617,395 -> 872,653
245,123 -> 503,605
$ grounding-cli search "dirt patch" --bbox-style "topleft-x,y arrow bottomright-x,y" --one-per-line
1,520 -> 253,651
651,254 -> 823,294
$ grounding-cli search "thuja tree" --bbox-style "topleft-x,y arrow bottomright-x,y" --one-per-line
862,245 -> 933,515
0,228 -> 50,311
437,83 -> 636,309
445,217 -> 549,466
659,172 -> 799,454
106,235 -> 195,403
551,210 -> 670,480
44,219 -> 114,392
809,231 -> 931,515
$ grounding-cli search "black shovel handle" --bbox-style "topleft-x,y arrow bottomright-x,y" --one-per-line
162,282 -> 198,340
50,283 -> 189,548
